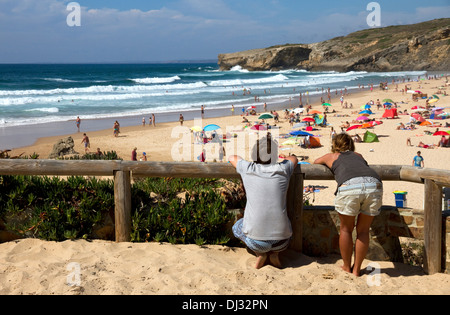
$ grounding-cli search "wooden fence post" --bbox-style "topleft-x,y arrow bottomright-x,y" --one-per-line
423,179 -> 442,274
287,169 -> 304,252
114,170 -> 132,242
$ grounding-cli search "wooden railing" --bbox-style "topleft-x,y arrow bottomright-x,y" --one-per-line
0,160 -> 448,275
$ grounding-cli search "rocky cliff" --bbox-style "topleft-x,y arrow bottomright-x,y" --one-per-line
218,18 -> 450,72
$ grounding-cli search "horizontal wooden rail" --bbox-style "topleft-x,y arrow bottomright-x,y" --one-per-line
2,160 -> 450,183
0,160 -> 448,274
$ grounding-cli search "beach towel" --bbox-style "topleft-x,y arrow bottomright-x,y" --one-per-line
314,114 -> 324,125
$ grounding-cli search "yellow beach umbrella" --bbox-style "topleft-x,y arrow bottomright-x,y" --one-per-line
428,98 -> 439,104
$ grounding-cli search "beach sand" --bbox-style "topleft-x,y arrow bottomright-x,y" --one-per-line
2,75 -> 450,295
1,238 -> 449,295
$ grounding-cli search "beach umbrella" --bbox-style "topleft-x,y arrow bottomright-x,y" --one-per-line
415,90 -> 422,93
258,113 -> 274,120
293,108 -> 305,113
305,126 -> 313,132
246,106 -> 256,110
420,121 -> 432,126
346,125 -> 362,131
383,102 -> 392,106
428,98 -> 439,104
432,95 -> 440,99
191,126 -> 202,132
432,107 -> 445,111
360,104 -> 372,110
203,124 -> 221,132
356,116 -> 369,121
322,103 -> 332,106
289,130 -> 314,137
250,124 -> 267,131
302,117 -> 315,122
411,113 -> 425,122
359,110 -> 373,115
382,99 -> 394,103
433,131 -> 449,136
310,110 -> 322,115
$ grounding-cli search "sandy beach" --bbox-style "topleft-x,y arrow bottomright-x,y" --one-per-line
2,75 -> 450,295
1,238 -> 449,295
9,75 -> 450,209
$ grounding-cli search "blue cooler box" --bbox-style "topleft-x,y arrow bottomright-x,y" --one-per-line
394,191 -> 407,208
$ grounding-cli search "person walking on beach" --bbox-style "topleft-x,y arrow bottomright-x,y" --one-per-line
113,121 -> 120,137
179,114 -> 184,126
201,105 -> 205,119
81,133 -> 90,153
412,151 -> 424,168
76,116 -> 81,132
131,147 -> 137,161
314,133 -> 383,277
152,114 -> 156,127
229,135 -> 298,269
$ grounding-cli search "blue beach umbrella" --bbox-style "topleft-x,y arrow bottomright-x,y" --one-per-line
289,130 -> 314,137
203,124 -> 221,132
359,110 -> 373,115
383,102 -> 392,106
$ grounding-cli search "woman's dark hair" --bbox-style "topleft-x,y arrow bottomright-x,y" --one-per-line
251,133 -> 278,164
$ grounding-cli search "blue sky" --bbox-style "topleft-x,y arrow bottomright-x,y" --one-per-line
0,0 -> 449,63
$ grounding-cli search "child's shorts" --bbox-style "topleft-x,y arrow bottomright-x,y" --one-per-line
232,218 -> 290,254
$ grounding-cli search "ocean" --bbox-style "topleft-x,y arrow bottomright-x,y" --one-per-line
0,63 -> 428,149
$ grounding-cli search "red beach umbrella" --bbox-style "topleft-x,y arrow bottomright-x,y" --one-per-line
302,117 -> 315,122
250,124 -> 267,131
433,131 -> 449,136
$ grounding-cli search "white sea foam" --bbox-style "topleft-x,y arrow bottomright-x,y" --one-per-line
130,76 -> 181,84
43,78 -> 78,83
25,107 -> 59,113
208,74 -> 289,87
0,81 -> 208,98
229,65 -> 249,73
